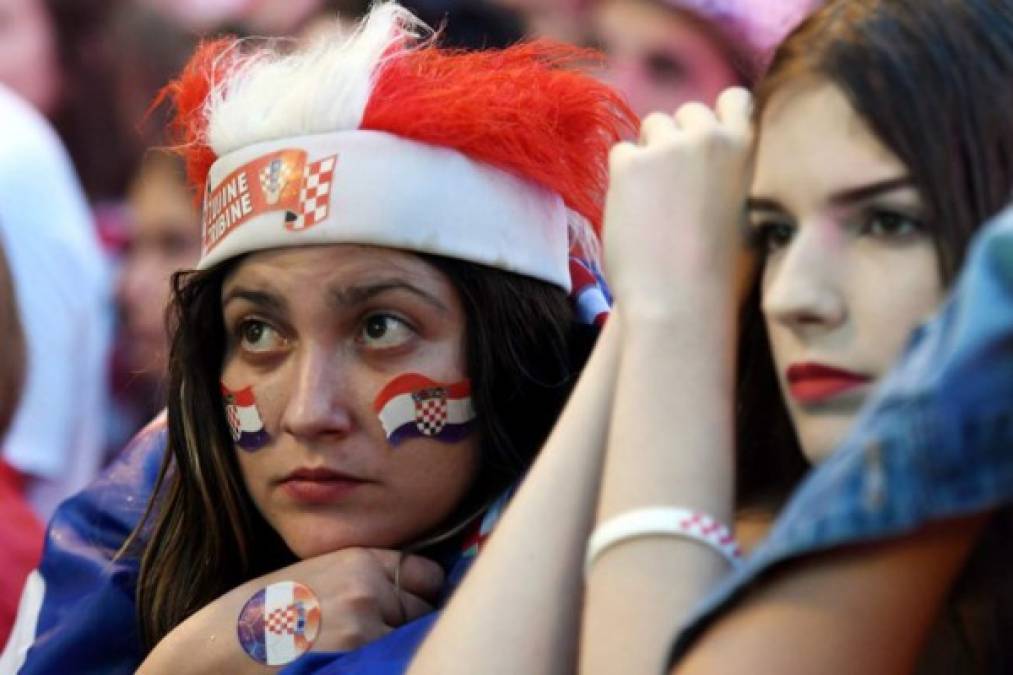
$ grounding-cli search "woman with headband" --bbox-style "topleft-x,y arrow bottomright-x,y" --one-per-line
3,5 -> 635,673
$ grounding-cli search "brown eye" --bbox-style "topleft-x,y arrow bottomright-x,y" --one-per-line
239,320 -> 284,353
748,221 -> 796,254
359,313 -> 413,350
861,210 -> 925,239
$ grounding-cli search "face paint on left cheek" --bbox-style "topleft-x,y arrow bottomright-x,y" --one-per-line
372,373 -> 476,447
221,383 -> 272,452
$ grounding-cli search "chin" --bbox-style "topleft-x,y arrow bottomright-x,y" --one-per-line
797,416 -> 856,465
277,516 -> 406,560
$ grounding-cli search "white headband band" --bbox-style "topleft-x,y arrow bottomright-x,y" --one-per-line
198,130 -> 571,290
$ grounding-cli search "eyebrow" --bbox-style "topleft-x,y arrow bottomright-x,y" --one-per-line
747,176 -> 915,213
328,280 -> 449,314
221,287 -> 287,314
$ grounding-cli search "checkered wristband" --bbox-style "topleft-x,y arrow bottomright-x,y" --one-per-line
585,507 -> 742,577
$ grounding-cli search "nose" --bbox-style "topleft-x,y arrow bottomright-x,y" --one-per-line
280,344 -> 354,442
762,225 -> 847,334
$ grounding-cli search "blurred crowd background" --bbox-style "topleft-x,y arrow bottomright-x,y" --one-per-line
0,0 -> 815,644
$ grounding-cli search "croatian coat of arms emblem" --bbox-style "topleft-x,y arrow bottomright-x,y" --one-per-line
412,387 -> 448,436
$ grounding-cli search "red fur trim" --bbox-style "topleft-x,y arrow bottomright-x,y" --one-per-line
362,42 -> 638,237
154,38 -> 237,206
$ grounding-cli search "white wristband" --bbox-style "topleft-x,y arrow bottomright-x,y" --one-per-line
585,507 -> 742,577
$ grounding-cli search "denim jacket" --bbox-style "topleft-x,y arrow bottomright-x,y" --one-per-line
671,204 -> 1013,669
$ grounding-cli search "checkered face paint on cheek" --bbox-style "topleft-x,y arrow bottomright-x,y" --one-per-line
372,373 -> 477,447
221,383 -> 271,452
237,581 -> 321,665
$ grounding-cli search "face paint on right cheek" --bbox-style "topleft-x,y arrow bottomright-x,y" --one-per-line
221,383 -> 271,451
373,373 -> 476,447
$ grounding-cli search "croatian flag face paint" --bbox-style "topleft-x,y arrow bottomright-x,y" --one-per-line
237,581 -> 321,666
221,384 -> 271,451
373,373 -> 476,447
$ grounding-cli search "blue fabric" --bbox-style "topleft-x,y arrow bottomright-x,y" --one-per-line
670,205 -> 1013,662
18,416 -> 165,675
15,413 -> 490,674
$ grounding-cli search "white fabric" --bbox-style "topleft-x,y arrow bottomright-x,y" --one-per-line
585,507 -> 742,576
206,4 -> 422,157
0,86 -> 112,519
198,130 -> 572,290
377,391 -> 475,437
0,570 -> 45,672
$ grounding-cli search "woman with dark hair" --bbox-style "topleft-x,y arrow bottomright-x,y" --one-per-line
407,0 -> 1013,673
3,5 -> 635,673
598,0 -> 1013,671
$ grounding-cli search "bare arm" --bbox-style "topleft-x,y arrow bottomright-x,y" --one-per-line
674,515 -> 987,675
408,313 -> 622,675
580,90 -> 755,675
138,548 -> 444,675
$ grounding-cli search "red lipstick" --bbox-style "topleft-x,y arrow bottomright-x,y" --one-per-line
278,467 -> 366,505
786,363 -> 872,405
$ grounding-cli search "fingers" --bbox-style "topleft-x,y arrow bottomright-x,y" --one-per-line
365,549 -> 444,601
396,589 -> 436,623
673,101 -> 718,131
393,553 -> 445,601
638,112 -> 677,145
715,87 -> 753,138
637,91 -> 751,149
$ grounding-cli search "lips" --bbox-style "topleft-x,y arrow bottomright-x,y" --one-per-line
278,467 -> 367,505
786,362 -> 872,405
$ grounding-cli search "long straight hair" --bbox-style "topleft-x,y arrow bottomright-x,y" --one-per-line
735,1 -> 1013,667
736,0 -> 1013,506
131,253 -> 584,650
0,240 -> 25,437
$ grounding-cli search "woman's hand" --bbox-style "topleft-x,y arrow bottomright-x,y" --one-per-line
138,547 -> 445,674
603,87 -> 756,322
273,547 -> 445,650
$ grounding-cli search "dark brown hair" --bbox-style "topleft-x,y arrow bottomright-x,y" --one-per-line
133,253 -> 586,649
736,0 -> 1013,507
0,241 -> 25,438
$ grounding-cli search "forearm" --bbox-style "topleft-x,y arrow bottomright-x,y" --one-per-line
137,578 -> 274,675
675,515 -> 987,675
582,312 -> 737,675
408,317 -> 622,675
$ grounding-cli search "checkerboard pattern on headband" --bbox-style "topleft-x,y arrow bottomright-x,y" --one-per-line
294,155 -> 337,230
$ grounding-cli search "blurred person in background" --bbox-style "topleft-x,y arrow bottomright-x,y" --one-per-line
484,0 -> 585,43
0,85 -> 112,520
0,238 -> 44,648
109,151 -> 201,454
0,0 -> 136,203
322,0 -> 525,49
589,0 -> 818,117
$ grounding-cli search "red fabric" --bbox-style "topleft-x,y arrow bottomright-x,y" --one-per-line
362,41 -> 637,235
155,38 -> 237,207
162,35 -> 637,234
0,459 -> 44,647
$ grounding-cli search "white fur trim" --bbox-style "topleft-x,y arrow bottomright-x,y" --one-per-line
0,570 -> 45,673
198,130 -> 571,290
205,4 -> 424,156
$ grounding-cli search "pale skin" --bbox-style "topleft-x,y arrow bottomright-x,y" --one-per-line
671,80 -> 985,673
592,0 -> 742,117
139,245 -> 481,673
410,81 -> 987,674
409,87 -> 755,675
